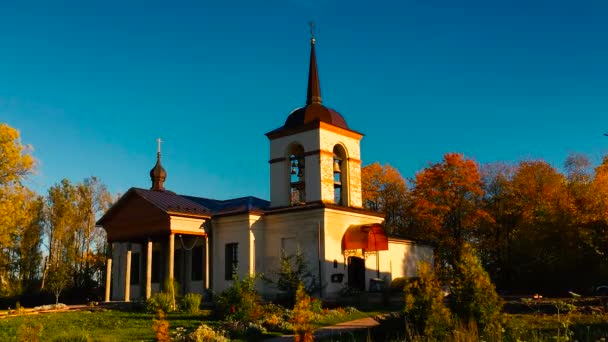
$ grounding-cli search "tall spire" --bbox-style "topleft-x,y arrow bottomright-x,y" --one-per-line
306,22 -> 322,105
150,138 -> 166,191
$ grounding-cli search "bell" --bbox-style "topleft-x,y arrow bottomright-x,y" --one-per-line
298,167 -> 304,178
333,159 -> 341,173
291,161 -> 297,175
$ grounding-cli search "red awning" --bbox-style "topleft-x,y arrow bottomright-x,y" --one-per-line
342,223 -> 389,252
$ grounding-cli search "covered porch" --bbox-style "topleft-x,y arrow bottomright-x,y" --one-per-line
97,187 -> 212,302
341,223 -> 389,292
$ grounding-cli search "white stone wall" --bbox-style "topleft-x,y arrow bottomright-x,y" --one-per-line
169,216 -> 207,234
385,240 -> 434,279
322,209 -> 384,297
211,214 -> 256,293
111,242 -> 143,301
269,130 -> 320,207
318,128 -> 363,207
261,208 -> 326,298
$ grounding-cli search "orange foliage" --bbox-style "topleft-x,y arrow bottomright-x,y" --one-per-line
411,153 -> 491,265
361,162 -> 408,233
153,310 -> 171,342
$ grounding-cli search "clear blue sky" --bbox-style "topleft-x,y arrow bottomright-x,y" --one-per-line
2,0 -> 608,200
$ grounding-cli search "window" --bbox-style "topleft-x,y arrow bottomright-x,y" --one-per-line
192,245 -> 204,281
288,144 -> 305,205
333,145 -> 348,205
130,252 -> 140,285
225,243 -> 238,280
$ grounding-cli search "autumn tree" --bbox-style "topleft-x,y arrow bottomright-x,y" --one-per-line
73,177 -> 112,289
16,194 -> 44,292
477,162 -> 517,289
0,123 -> 36,295
410,153 -> 491,272
42,177 -> 112,297
361,162 -> 409,234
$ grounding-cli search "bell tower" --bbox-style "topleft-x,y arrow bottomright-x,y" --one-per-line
266,33 -> 364,209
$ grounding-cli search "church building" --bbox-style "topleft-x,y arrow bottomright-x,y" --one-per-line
96,34 -> 433,302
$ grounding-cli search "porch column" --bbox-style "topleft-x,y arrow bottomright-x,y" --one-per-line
124,244 -> 132,302
205,236 -> 209,289
168,234 -> 175,281
146,238 -> 153,299
104,257 -> 112,302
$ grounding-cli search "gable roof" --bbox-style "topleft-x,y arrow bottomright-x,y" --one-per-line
183,195 -> 270,216
97,187 -> 212,226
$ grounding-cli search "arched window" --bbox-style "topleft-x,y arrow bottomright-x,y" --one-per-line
333,145 -> 348,205
287,144 -> 305,205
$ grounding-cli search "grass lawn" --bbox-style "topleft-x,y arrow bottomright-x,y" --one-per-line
0,307 -> 381,341
0,309 -> 209,342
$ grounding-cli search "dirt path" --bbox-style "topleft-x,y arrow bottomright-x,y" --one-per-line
264,316 -> 380,341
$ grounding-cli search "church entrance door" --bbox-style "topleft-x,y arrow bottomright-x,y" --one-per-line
347,256 -> 365,291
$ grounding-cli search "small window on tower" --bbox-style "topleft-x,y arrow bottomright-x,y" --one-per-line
333,145 -> 348,205
288,144 -> 306,205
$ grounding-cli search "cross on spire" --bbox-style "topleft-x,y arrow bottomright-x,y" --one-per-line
157,138 -> 162,154
309,21 -> 315,43
306,22 -> 321,105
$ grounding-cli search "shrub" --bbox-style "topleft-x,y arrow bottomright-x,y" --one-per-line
403,262 -> 452,340
214,274 -> 263,323
17,322 -> 43,342
291,283 -> 315,342
260,303 -> 293,332
52,334 -> 89,342
147,293 -> 174,313
389,277 -> 408,293
181,293 -> 202,314
266,248 -> 320,307
153,310 -> 171,342
188,324 -> 229,342
448,244 -> 503,336
163,278 -> 179,311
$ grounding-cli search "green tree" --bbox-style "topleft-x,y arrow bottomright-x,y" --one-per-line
46,262 -> 72,304
268,248 -> 319,306
448,244 -> 503,335
214,274 -> 263,323
403,262 -> 452,340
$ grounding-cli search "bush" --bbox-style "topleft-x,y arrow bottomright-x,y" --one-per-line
147,293 -> 174,313
188,324 -> 229,342
153,310 -> 171,342
52,334 -> 89,342
266,249 -> 320,307
291,283 -> 315,342
448,245 -> 503,336
181,293 -> 202,314
214,274 -> 263,323
260,303 -> 293,332
403,262 -> 452,340
389,277 -> 408,293
17,322 -> 43,342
